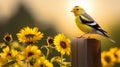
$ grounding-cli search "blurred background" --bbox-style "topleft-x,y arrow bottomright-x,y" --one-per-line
0,0 -> 120,66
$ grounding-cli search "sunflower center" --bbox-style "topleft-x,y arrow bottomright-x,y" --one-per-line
25,34 -> 35,38
114,53 -> 118,58
40,64 -> 45,67
104,56 -> 111,63
60,41 -> 67,49
28,52 -> 34,57
7,52 -> 11,56
26,41 -> 34,44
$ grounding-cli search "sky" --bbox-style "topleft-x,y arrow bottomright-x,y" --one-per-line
0,0 -> 120,37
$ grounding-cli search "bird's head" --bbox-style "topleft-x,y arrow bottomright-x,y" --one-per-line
71,6 -> 85,16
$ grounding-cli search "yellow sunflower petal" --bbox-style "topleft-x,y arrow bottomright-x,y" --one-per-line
23,45 -> 41,59
34,57 -> 53,67
11,49 -> 18,57
101,51 -> 116,67
17,26 -> 43,44
3,46 -> 10,53
54,34 -> 71,55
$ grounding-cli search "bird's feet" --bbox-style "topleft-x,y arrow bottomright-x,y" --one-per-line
77,33 -> 86,38
77,36 -> 85,38
87,34 -> 91,38
77,33 -> 91,39
87,36 -> 91,39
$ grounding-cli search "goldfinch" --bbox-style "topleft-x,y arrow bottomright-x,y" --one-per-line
71,6 -> 115,43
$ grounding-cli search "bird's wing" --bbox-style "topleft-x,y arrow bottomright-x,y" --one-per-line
79,12 -> 107,33
81,12 -> 94,21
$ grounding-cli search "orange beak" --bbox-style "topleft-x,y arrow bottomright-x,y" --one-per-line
71,10 -> 75,13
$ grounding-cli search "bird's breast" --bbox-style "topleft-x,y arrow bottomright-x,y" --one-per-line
75,18 -> 95,33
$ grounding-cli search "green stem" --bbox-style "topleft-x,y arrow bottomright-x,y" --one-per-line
46,46 -> 50,59
60,54 -> 63,67
41,45 -> 50,59
27,62 -> 30,67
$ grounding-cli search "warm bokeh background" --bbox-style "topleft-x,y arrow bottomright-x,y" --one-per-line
0,0 -> 120,66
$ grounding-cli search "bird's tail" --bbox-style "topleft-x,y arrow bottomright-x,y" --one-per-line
97,31 -> 116,43
107,37 -> 116,43
103,32 -> 116,43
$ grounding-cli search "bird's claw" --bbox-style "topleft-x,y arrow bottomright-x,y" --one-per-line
87,36 -> 91,38
77,35 -> 85,38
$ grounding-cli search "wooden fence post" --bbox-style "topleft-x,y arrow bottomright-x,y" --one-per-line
71,38 -> 101,67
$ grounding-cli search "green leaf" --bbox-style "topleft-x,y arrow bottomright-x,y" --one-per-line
2,60 -> 17,67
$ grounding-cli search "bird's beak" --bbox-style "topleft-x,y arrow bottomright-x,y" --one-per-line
71,10 -> 75,13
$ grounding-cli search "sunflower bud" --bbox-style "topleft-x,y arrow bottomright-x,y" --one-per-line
3,33 -> 13,43
47,37 -> 53,45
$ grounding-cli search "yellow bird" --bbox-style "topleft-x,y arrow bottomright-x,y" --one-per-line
71,6 -> 115,43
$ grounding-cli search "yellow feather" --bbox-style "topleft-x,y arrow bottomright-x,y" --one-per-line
75,16 -> 96,33
80,15 -> 90,21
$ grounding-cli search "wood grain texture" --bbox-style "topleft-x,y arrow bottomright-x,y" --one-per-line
71,38 -> 101,67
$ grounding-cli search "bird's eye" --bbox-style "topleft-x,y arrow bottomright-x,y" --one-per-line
76,9 -> 79,11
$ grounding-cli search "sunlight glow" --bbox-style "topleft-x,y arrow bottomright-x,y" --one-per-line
68,0 -> 93,13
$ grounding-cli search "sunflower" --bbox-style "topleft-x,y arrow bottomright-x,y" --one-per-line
0,46 -> 18,60
34,57 -> 53,67
116,49 -> 120,62
54,34 -> 71,55
109,47 -> 119,62
101,51 -> 116,67
23,45 -> 41,59
17,26 -> 43,44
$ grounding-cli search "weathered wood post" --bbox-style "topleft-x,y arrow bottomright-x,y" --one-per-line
71,37 -> 101,67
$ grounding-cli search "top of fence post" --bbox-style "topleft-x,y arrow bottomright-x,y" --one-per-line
71,37 -> 101,67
